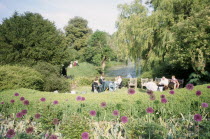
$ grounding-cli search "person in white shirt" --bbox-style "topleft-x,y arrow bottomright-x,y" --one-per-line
159,76 -> 169,88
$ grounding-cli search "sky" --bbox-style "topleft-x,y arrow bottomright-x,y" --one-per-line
0,0 -> 149,34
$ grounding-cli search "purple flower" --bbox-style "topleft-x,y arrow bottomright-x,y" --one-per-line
149,94 -> 156,100
16,112 -> 23,118
14,93 -> 19,96
20,97 -> 25,101
10,99 -> 15,103
53,118 -> 59,125
23,100 -> 29,105
53,100 -> 59,105
160,95 -> 165,98
1,101 -> 4,104
186,84 -> 194,90
194,114 -> 202,122
89,110 -> 97,116
21,109 -> 27,115
34,113 -> 41,119
40,97 -> 46,102
169,90 -> 175,95
6,129 -> 16,138
81,132 -> 89,139
81,97 -> 86,101
49,135 -> 57,139
76,96 -> 82,101
146,107 -> 154,113
146,90 -> 153,95
128,88 -> 135,95
45,134 -> 49,137
201,103 -> 208,108
121,116 -> 128,123
100,102 -> 107,108
112,110 -> 119,116
26,127 -> 34,134
196,90 -> 202,96
161,98 -> 168,103
207,86 -> 210,88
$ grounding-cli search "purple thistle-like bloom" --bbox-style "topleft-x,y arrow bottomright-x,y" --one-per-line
128,88 -> 135,95
45,134 -> 49,137
121,116 -> 128,123
161,98 -> 168,103
146,107 -> 154,113
49,135 -> 57,139
169,90 -> 175,95
14,93 -> 19,96
100,102 -> 107,108
207,86 -> 210,88
196,90 -> 202,96
10,99 -> 15,103
16,112 -> 23,118
20,97 -> 25,101
160,94 -> 165,98
149,94 -> 156,100
186,84 -> 194,90
201,103 -> 208,108
26,127 -> 34,134
76,96 -> 82,101
81,97 -> 86,101
112,110 -> 119,116
53,100 -> 59,105
21,109 -> 27,115
40,97 -> 46,102
194,114 -> 202,122
146,90 -> 153,95
53,118 -> 59,125
34,113 -> 41,119
81,132 -> 89,139
6,129 -> 16,138
89,110 -> 97,116
23,100 -> 29,105
1,101 -> 4,104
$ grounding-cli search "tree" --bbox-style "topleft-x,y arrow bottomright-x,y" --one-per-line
0,12 -> 70,66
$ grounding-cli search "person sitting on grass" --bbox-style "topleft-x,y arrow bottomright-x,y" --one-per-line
91,77 -> 102,92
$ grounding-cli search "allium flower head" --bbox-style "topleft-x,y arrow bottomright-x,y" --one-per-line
207,86 -> 210,88
16,112 -> 23,118
161,98 -> 168,103
53,118 -> 59,125
194,114 -> 202,122
201,103 -> 208,108
45,134 -> 49,137
81,97 -> 85,101
10,100 -> 15,103
14,93 -> 19,96
186,84 -> 194,90
100,102 -> 107,107
34,113 -> 41,119
146,90 -> 153,95
6,129 -> 16,138
128,88 -> 135,95
76,96 -> 82,101
26,127 -> 34,134
112,110 -> 119,116
160,94 -> 165,98
146,107 -> 154,113
20,97 -> 25,101
40,97 -> 46,102
81,132 -> 89,139
49,135 -> 57,139
196,90 -> 202,96
169,90 -> 175,95
53,100 -> 59,105
21,109 -> 27,115
1,102 -> 4,104
149,94 -> 156,100
89,110 -> 97,116
23,100 -> 29,105
121,116 -> 128,123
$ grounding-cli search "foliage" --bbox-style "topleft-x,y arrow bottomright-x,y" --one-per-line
0,65 -> 43,91
0,12 -> 70,66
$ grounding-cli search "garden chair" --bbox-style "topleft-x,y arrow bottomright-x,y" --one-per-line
141,78 -> 148,89
128,78 -> 137,89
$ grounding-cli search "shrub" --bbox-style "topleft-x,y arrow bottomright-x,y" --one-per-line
0,65 -> 43,91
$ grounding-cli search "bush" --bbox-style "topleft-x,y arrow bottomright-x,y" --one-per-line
33,62 -> 70,92
0,65 -> 43,91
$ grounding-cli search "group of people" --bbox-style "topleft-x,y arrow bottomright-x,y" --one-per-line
91,75 -> 123,92
68,61 -> 79,68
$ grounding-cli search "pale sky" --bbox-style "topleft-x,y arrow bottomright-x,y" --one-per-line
0,0 -> 149,34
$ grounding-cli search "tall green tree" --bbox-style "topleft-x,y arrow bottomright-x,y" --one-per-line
0,12 -> 70,66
